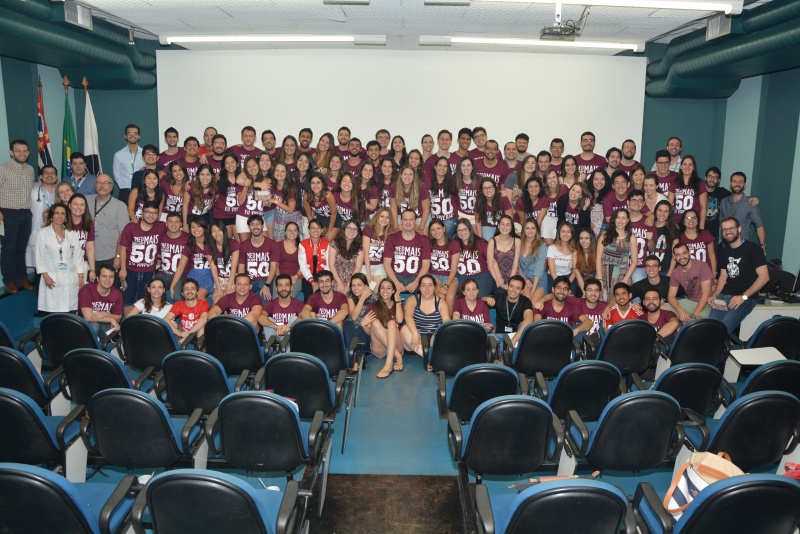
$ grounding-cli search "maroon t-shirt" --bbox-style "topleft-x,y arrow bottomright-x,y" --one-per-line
215,292 -> 262,318
656,172 -> 678,196
458,239 -> 490,277
333,191 -> 355,222
423,152 -> 462,181
679,230 -> 716,271
630,216 -> 655,268
158,148 -> 185,169
158,232 -> 189,275
363,226 -> 386,265
576,296 -> 606,335
458,180 -> 479,216
429,184 -> 459,221
515,195 -> 550,222
120,220 -> 166,272
618,160 -> 641,173
648,309 -> 677,331
236,184 -> 265,219
229,146 -> 261,169
544,186 -> 569,221
239,238 -> 280,282
276,242 -> 299,276
263,298 -> 304,325
383,232 -> 432,277
482,196 -> 513,228
214,240 -> 240,282
452,298 -> 491,324
305,291 -> 347,321
179,158 -> 201,181
576,154 -> 607,176
468,148 -> 485,162
181,243 -> 212,270
673,181 -> 708,222
308,197 -> 332,220
389,185 -> 431,218
72,220 -> 95,262
670,259 -> 714,301
343,158 -> 364,177
430,239 -> 461,277
539,297 -> 581,324
206,157 -> 223,175
213,181 -> 239,219
475,159 -> 511,188
360,186 -> 380,218
161,179 -> 184,215
78,283 -> 123,315
186,191 -> 214,217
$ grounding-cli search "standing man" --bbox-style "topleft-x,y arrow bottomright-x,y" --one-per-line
238,214 -> 279,302
204,134 -> 227,175
180,137 -> 202,181
668,243 -> 713,322
383,209 -> 431,293
549,138 -> 565,173
262,130 -> 279,160
375,129 -> 391,156
576,132 -> 607,176
704,166 -> 729,240
26,165 -> 58,270
0,139 -> 36,294
469,127 -> 488,161
454,128 -> 472,163
534,151 -> 552,180
708,217 -> 769,333
67,152 -> 97,196
298,128 -> 315,155
475,140 -> 511,189
336,127 -> 352,160
618,139 -> 640,173
652,137 -> 682,172
604,148 -> 622,176
423,130 -> 458,179
719,172 -> 766,251
230,126 -> 260,168
117,201 -> 166,314
653,150 -> 678,198
86,174 -> 130,283
157,127 -> 184,168
198,126 -> 217,156
365,140 -> 382,172
112,124 -> 144,206
515,134 -> 531,161
503,142 -> 520,173
343,138 -> 365,176
131,144 -> 161,191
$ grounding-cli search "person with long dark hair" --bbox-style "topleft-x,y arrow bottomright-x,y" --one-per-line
428,218 -> 461,310
183,164 -> 215,227
363,207 -> 395,286
128,169 -> 164,222
235,155 -> 268,242
429,156 -> 459,236
587,168 -> 612,236
400,274 -> 451,362
275,221 -> 303,298
597,208 -> 638,302
35,202 -> 84,313
209,219 -> 239,303
653,200 -> 679,276
455,218 -> 494,298
369,278 -> 404,378
518,217 -> 548,302
390,165 -> 430,234
212,153 -> 240,240
271,161 -> 302,241
475,178 -> 513,241
451,277 -> 493,333
67,193 -> 96,283
388,135 -> 408,170
678,208 -> 717,274
170,217 -> 213,301
329,219 -> 364,292
303,173 -> 338,241
516,177 -> 549,226
673,155 -> 707,228
487,214 -> 521,292
126,277 -> 172,318
455,156 -> 480,227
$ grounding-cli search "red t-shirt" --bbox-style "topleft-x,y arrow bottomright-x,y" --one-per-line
158,232 -> 189,275
452,298 -> 491,324
120,221 -> 166,272
458,239 -> 490,277
262,298 -> 304,325
170,299 -> 210,331
215,292 -> 262,318
305,291 -> 347,321
383,232 -> 432,277
430,239 -> 461,277
78,283 -> 123,315
239,238 -> 280,281
605,304 -> 645,328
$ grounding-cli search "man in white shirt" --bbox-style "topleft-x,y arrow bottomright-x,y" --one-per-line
112,123 -> 144,206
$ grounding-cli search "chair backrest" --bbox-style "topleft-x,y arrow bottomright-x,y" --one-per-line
675,475 -> 800,534
145,469 -> 291,534
120,315 -> 179,371
548,361 -> 621,422
501,479 -> 629,534
448,364 -> 519,422
289,319 -> 349,376
739,360 -> 800,399
39,313 -> 99,367
0,347 -> 50,408
218,392 -> 308,473
86,388 -> 186,468
262,352 -> 336,419
463,395 -> 554,476
0,463 -> 97,534
0,389 -> 62,464
512,320 -> 575,377
747,316 -> 800,360
668,318 -> 728,367
585,391 -> 681,471
63,348 -> 133,405
595,321 -> 656,376
429,321 -> 488,377
708,391 -> 800,470
204,316 -> 264,375
162,351 -> 233,416
0,322 -> 17,349
654,363 -> 722,418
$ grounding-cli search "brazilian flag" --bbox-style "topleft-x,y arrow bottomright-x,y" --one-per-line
62,92 -> 78,179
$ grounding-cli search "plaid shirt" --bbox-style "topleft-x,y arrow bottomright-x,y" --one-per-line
0,160 -> 35,210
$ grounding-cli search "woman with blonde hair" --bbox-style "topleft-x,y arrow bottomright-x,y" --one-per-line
363,207 -> 395,286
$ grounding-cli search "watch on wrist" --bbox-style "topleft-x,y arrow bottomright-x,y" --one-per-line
741,294 -> 748,301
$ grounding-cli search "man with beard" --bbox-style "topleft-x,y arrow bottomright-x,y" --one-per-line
604,147 -> 622,176
365,141 -> 382,172
262,130 -> 280,160
202,134 -> 227,174
549,138 -> 564,172
259,273 -> 304,338
300,269 -> 348,328
605,282 -> 644,328
165,278 -> 209,342
515,133 -> 531,161
708,217 -> 769,333
158,127 -> 184,168
668,243 -> 712,322
336,127 -> 352,160
533,150 -> 551,180
475,140 -> 511,189
618,139 -> 640,173
643,288 -> 680,337
576,132 -> 607,176
704,166 -> 729,240
652,136 -> 682,172
298,128 -> 315,155
343,138 -> 365,176
719,172 -> 766,250
209,273 -> 262,330
483,275 -> 534,347
533,276 -> 592,337
238,215 -> 279,302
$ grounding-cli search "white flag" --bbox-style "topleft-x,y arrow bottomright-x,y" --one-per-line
83,88 -> 102,175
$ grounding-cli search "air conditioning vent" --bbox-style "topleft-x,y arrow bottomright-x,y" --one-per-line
64,0 -> 93,31
706,14 -> 731,41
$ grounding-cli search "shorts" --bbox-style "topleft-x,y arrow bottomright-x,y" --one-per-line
458,211 -> 476,228
187,267 -> 214,294
262,209 -> 275,223
541,216 -> 557,240
235,215 -> 252,234
214,216 -> 236,227
431,274 -> 452,286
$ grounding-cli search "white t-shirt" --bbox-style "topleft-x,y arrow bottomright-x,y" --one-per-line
547,245 -> 574,276
133,299 -> 173,319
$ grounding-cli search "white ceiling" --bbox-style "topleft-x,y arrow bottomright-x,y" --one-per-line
84,0 -> 745,55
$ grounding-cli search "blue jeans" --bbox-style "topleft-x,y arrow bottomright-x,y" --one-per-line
252,279 -> 270,303
123,270 -> 154,306
473,272 -> 495,299
344,318 -> 370,359
0,208 -> 32,284
442,218 -> 458,237
481,226 -> 497,241
709,294 -> 757,334
631,267 -> 647,284
157,274 -> 184,302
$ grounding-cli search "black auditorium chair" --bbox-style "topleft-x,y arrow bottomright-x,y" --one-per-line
564,391 -> 683,473
424,320 -> 496,376
157,350 -> 241,416
81,388 -> 205,471
721,359 -> 800,407
61,348 -> 139,405
582,321 -> 657,381
475,479 -> 634,534
631,362 -> 723,419
729,316 -> 800,360
0,462 -> 136,534
131,469 -> 305,534
0,346 -> 64,414
115,315 -> 181,390
655,317 -> 729,370
36,313 -> 106,372
634,474 -> 800,534
440,363 -> 525,421
0,319 -> 40,354
534,360 -> 622,422
504,320 -> 578,382
683,391 -> 800,471
204,315 -> 270,388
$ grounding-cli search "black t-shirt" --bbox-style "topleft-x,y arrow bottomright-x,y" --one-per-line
706,187 -> 731,241
631,276 -> 672,301
490,291 -> 533,332
719,239 -> 766,295
654,226 -> 674,273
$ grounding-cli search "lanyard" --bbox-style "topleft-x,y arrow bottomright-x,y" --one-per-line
505,296 -> 520,323
72,175 -> 86,190
130,147 -> 139,174
94,197 -> 110,218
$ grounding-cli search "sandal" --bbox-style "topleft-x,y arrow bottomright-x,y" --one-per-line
393,360 -> 404,372
377,368 -> 393,379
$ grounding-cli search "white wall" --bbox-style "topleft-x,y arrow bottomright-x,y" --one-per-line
156,49 -> 647,155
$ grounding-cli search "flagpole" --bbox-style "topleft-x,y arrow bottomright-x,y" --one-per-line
62,75 -> 69,94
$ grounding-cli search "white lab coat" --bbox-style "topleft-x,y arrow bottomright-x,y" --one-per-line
26,184 -> 56,266
35,226 -> 84,312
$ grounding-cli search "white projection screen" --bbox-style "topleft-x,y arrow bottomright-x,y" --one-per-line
157,49 -> 646,156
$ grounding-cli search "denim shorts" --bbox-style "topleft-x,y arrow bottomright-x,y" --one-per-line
187,268 -> 214,294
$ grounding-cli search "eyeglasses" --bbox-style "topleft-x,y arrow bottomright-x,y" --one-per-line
721,227 -> 738,233
142,210 -> 160,215
629,198 -> 644,203
126,132 -> 140,137
684,216 -> 698,221
285,228 -> 298,233
96,182 -> 113,186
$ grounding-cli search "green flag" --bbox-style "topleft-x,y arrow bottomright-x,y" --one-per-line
62,92 -> 78,179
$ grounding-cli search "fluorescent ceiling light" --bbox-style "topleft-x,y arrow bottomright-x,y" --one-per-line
476,0 -> 742,15
160,35 -> 359,45
422,35 -> 644,52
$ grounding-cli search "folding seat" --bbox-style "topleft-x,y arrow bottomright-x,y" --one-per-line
203,315 -> 270,388
114,315 -> 181,389
475,479 -> 634,534
424,320 -> 496,376
561,390 -> 684,475
504,320 -> 578,383
0,462 -> 136,534
440,363 -> 525,422
0,345 -> 68,415
654,318 -> 729,378
35,313 -> 105,372
634,474 -> 800,534
721,359 -> 800,408
157,350 -> 240,416
61,348 -> 139,405
682,391 -> 800,471
729,316 -> 800,360
630,363 -> 723,419
535,360 -> 622,422
582,321 -> 657,381
131,469 -> 305,534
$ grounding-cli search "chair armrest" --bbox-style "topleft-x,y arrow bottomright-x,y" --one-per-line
56,403 -> 85,449
518,373 -> 529,396
421,334 -> 431,368
153,370 -> 166,402
99,474 -> 136,534
633,482 -> 673,534
720,377 -> 736,407
308,410 -> 324,457
784,423 -> 800,455
181,408 -> 203,452
133,366 -> 154,391
43,365 -> 64,399
487,335 -> 498,363
655,334 -> 671,359
79,412 -> 100,455
334,370 -> 346,408
130,482 -> 149,534
437,371 -> 447,417
348,335 -> 359,368
728,332 -> 745,348
683,410 -> 709,451
205,407 -> 221,455
58,369 -> 72,401
534,372 -> 548,400
195,334 -> 205,351
279,334 -> 291,353
447,411 -> 462,461
581,334 -> 599,360
101,329 -> 121,355
17,328 -> 40,354
668,423 -> 685,459
548,414 -> 565,461
630,372 -> 646,392
180,331 -> 197,350
567,409 -> 589,457
234,370 -> 249,392
474,483 -> 495,534
571,337 -> 582,362
275,480 -> 300,534
253,367 -> 266,390
502,334 -> 514,366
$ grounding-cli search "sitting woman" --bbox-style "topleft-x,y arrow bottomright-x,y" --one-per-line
126,277 -> 172,319
401,274 -> 451,365
451,277 -> 493,333
370,279 -> 405,378
345,272 -> 379,350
